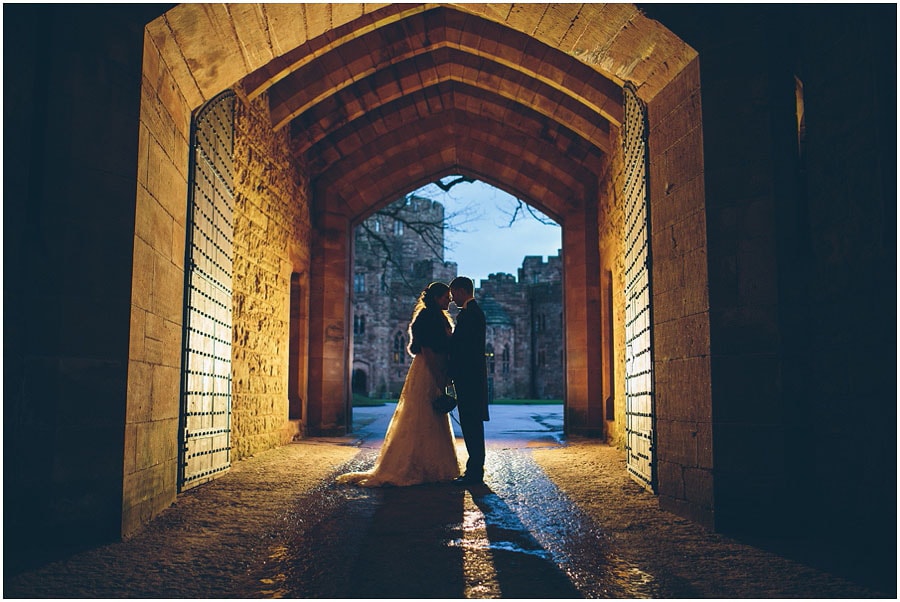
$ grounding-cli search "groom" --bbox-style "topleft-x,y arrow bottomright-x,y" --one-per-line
448,276 -> 489,485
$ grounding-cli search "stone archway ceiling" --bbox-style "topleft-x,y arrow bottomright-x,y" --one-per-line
312,108 -> 595,224
229,3 -> 695,220
258,9 -> 622,132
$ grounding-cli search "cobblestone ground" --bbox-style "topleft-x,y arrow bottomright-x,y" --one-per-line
4,408 -> 894,599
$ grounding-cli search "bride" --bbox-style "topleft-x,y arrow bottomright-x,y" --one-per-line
337,282 -> 460,487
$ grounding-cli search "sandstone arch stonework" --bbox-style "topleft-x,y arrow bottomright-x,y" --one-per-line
7,3 -> 893,580
130,2 -> 707,535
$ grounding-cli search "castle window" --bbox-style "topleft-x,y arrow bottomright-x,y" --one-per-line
486,343 -> 495,375
502,344 -> 510,374
354,314 -> 366,336
393,220 -> 403,236
373,219 -> 381,233
354,273 -> 366,294
392,332 -> 405,363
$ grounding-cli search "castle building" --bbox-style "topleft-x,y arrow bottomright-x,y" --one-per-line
6,5 -> 893,572
351,196 -> 563,400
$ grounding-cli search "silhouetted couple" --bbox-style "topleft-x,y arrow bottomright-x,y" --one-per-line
337,277 -> 489,487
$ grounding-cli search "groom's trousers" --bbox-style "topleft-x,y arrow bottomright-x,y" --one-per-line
457,402 -> 485,478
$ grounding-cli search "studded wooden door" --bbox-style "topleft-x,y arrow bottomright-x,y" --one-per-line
623,83 -> 656,492
178,91 -> 235,491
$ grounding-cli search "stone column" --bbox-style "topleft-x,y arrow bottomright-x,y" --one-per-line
562,197 -> 605,437
307,211 -> 352,435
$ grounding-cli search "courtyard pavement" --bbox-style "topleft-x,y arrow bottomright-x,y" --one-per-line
4,403 -> 894,598
346,402 -> 566,448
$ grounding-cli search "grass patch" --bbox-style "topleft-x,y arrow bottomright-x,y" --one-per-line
353,395 -> 562,407
352,394 -> 395,407
491,399 -> 563,405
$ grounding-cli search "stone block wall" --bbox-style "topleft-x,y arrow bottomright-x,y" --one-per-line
644,4 -> 896,538
352,208 -> 564,402
125,12 -> 194,537
691,10 -> 792,532
529,281 -> 565,399
3,4 -> 176,556
561,195 -> 605,436
646,58 -> 714,528
484,324 -> 516,399
478,274 -> 529,398
520,255 -> 565,400
600,128 -> 630,449
232,91 -> 311,459
352,197 -> 453,399
790,6 -> 895,538
8,2 -> 891,562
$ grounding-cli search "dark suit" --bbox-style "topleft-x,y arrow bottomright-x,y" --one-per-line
450,299 -> 489,479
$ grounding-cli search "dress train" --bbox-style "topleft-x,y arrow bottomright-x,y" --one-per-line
337,353 -> 459,487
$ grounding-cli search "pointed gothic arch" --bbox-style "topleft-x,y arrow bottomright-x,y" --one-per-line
129,2 -> 710,534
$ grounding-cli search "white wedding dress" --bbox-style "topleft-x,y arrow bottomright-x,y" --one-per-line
337,350 -> 460,487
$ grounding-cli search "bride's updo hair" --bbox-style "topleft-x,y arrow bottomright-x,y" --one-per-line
407,282 -> 451,355
416,281 -> 449,312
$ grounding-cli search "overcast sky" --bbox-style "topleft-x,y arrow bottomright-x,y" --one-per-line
415,179 -> 562,287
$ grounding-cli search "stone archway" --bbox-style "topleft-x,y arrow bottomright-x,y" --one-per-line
129,3 -> 710,534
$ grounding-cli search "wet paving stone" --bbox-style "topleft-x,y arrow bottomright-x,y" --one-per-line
247,448 -> 688,598
248,451 -> 587,598
5,408 -> 891,599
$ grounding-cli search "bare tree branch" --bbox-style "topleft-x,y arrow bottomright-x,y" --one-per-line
356,193 -> 452,294
432,175 -> 475,192
355,177 -> 558,291
496,197 -> 559,227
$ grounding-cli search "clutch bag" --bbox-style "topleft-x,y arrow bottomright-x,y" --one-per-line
432,383 -> 457,414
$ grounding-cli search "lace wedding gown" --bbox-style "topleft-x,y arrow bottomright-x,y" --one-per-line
337,351 -> 460,487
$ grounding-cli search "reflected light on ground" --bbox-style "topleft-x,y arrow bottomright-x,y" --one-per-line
447,492 -> 501,598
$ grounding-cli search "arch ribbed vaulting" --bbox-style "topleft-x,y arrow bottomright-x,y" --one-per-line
148,2 -> 695,220
126,2 -> 705,527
